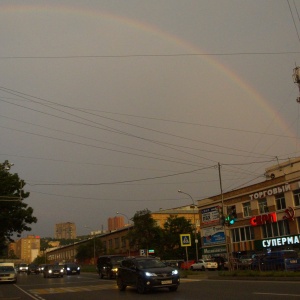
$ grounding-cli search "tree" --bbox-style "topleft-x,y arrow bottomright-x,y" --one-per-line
161,215 -> 194,260
75,238 -> 103,263
0,161 -> 37,255
128,209 -> 162,255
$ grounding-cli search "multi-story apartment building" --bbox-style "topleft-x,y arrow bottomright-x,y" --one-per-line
108,216 -> 125,231
55,222 -> 76,239
15,235 -> 40,263
198,157 -> 300,259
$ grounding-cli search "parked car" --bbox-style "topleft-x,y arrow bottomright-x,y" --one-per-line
251,250 -> 300,271
43,264 -> 64,278
64,263 -> 80,275
190,259 -> 218,271
97,255 -> 125,279
117,257 -> 180,294
27,264 -> 39,275
0,265 -> 17,283
238,255 -> 253,269
212,256 -> 228,270
179,260 -> 195,270
17,263 -> 28,273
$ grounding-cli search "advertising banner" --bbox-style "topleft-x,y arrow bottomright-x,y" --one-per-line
201,225 -> 225,246
201,206 -> 220,225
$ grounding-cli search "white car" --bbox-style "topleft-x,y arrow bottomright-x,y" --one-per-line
190,259 -> 218,271
0,265 -> 17,283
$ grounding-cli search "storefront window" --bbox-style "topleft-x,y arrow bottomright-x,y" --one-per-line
231,226 -> 254,242
258,198 -> 268,214
243,202 -> 251,217
275,193 -> 286,210
293,189 -> 300,206
262,220 -> 289,238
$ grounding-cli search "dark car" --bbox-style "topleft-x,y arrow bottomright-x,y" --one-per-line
64,263 -> 80,275
27,264 -> 39,275
17,263 -> 28,273
251,250 -> 300,271
97,255 -> 125,279
117,257 -> 180,294
212,256 -> 228,270
43,264 -> 64,278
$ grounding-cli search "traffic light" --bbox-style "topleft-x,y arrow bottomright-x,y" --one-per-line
228,214 -> 236,225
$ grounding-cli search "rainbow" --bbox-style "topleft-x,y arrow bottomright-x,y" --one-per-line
0,3 -> 296,143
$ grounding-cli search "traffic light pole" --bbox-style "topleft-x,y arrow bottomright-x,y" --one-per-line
218,163 -> 231,267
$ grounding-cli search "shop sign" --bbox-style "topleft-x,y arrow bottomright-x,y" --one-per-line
202,245 -> 227,255
255,234 -> 300,250
249,184 -> 290,200
250,212 -> 277,226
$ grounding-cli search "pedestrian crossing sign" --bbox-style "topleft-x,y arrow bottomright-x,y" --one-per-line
180,234 -> 191,247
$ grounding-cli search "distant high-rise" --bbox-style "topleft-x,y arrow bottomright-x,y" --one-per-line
15,235 -> 40,263
108,216 -> 124,231
55,222 -> 76,239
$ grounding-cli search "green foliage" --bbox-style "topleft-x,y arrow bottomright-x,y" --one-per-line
32,255 -> 47,265
161,215 -> 195,260
128,209 -> 163,252
0,161 -> 37,255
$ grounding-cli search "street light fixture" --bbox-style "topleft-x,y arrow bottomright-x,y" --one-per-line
178,190 -> 199,262
116,212 -> 131,256
85,226 -> 96,265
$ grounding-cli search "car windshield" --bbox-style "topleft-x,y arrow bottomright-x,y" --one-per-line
204,259 -> 214,262
0,266 -> 14,272
137,259 -> 166,269
111,257 -> 124,264
282,252 -> 298,259
66,263 -> 77,267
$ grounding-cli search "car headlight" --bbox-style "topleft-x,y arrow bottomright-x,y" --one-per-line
77,267 -> 80,271
60,269 -> 64,273
112,268 -> 118,272
145,272 -> 157,277
172,270 -> 179,275
49,270 -> 52,273
67,267 -> 70,271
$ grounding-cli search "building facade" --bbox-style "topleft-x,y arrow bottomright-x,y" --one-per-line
15,235 -> 40,263
198,157 -> 300,259
55,222 -> 76,239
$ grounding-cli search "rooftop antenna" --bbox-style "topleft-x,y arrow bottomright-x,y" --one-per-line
292,65 -> 300,103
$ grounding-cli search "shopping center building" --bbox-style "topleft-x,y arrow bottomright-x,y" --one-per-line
198,157 -> 300,259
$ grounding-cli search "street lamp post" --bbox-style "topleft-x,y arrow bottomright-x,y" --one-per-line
178,190 -> 199,262
116,212 -> 131,256
85,226 -> 96,265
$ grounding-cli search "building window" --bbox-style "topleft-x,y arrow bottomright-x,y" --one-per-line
121,236 -> 126,248
293,189 -> 300,206
275,193 -> 286,210
231,226 -> 254,243
258,198 -> 268,214
262,220 -> 290,238
115,237 -> 120,249
243,202 -> 251,217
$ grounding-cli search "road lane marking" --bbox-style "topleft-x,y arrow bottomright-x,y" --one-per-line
29,284 -> 115,295
254,293 -> 300,297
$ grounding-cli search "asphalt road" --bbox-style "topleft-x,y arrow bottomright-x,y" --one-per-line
1,272 -> 300,300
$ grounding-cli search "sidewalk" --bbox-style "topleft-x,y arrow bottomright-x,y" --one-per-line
186,272 -> 300,281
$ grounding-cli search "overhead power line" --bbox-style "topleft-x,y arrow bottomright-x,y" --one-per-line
0,51 -> 299,60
